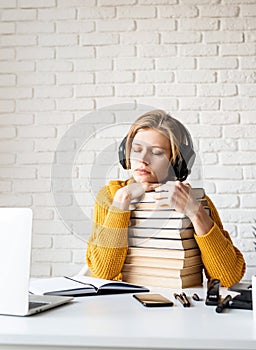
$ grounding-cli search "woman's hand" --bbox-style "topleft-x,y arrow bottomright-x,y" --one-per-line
154,181 -> 214,236
113,182 -> 160,211
154,181 -> 198,218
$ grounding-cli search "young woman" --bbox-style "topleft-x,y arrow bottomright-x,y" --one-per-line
86,110 -> 245,287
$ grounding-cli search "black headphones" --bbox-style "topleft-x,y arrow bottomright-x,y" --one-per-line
118,122 -> 195,182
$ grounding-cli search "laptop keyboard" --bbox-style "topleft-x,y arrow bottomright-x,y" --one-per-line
29,301 -> 49,310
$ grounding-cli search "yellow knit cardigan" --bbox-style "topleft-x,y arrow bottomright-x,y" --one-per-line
86,180 -> 246,287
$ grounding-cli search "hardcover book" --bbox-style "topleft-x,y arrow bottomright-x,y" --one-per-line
129,227 -> 195,239
122,272 -> 203,289
130,187 -> 206,210
122,263 -> 203,278
130,207 -> 210,219
128,236 -> 199,250
129,217 -> 193,229
127,247 -> 201,259
124,254 -> 202,269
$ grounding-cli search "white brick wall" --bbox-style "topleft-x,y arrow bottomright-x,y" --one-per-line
0,0 -> 256,281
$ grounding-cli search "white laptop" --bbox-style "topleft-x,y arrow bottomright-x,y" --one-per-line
0,208 -> 73,316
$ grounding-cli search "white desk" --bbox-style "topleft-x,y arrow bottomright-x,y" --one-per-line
0,287 -> 254,350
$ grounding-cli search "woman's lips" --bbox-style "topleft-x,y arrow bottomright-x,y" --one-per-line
135,168 -> 151,175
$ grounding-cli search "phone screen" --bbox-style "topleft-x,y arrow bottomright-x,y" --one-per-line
133,293 -> 174,307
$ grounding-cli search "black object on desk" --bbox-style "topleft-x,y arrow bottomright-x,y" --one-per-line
228,282 -> 252,310
174,293 -> 190,307
205,279 -> 221,305
216,295 -> 233,313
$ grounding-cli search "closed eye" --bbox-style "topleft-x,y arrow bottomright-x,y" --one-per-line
152,150 -> 164,156
131,145 -> 143,153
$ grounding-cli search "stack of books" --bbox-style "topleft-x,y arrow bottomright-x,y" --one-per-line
122,188 -> 208,288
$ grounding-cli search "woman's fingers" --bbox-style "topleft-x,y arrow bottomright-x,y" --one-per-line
153,191 -> 169,200
126,183 -> 145,200
142,182 -> 161,192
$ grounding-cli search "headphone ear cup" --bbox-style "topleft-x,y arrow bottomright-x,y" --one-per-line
172,144 -> 196,182
173,157 -> 188,182
118,136 -> 128,169
180,143 -> 196,174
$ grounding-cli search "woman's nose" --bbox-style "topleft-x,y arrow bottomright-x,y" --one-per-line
139,149 -> 150,165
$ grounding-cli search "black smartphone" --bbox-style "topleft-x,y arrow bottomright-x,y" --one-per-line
133,293 -> 174,307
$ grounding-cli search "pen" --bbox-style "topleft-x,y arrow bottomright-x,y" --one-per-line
181,292 -> 191,307
174,293 -> 189,308
216,295 -> 232,313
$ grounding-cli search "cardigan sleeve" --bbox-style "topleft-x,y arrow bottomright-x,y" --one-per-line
194,195 -> 246,287
86,184 -> 131,280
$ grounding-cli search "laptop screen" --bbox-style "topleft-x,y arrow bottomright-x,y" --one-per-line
0,208 -> 33,315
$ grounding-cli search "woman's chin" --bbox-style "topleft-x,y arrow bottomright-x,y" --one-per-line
133,174 -> 158,183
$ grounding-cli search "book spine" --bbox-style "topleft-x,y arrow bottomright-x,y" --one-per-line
137,188 -> 205,203
129,227 -> 195,239
122,264 -> 203,277
127,247 -> 201,259
130,217 -> 193,229
122,272 -> 203,289
128,237 -> 198,250
124,255 -> 203,269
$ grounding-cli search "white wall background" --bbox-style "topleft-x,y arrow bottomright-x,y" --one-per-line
0,0 -> 256,280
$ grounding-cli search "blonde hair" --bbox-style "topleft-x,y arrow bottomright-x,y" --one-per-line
125,109 -> 188,169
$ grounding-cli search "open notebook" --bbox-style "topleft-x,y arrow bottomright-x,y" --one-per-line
30,275 -> 150,297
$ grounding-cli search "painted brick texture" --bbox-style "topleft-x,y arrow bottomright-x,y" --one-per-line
0,0 -> 256,280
